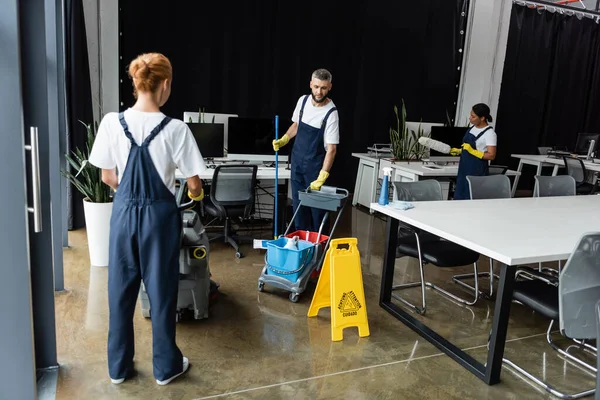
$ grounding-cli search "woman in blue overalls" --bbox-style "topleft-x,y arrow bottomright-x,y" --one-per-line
89,53 -> 206,385
272,70 -> 339,233
452,103 -> 498,200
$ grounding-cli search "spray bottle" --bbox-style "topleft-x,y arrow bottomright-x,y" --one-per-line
378,167 -> 393,206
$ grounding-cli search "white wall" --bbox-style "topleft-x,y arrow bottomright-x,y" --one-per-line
456,0 -> 512,126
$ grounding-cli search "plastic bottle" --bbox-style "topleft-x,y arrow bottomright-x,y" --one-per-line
378,167 -> 393,206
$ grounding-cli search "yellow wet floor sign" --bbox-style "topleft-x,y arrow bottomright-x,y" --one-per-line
308,238 -> 370,341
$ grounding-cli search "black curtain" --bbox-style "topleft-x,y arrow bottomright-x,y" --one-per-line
496,4 -> 600,190
119,1 -> 468,190
65,0 -> 94,229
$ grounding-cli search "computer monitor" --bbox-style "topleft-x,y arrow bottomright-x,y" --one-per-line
183,112 -> 238,153
226,116 -> 291,162
574,132 -> 600,155
429,126 -> 468,156
186,122 -> 225,158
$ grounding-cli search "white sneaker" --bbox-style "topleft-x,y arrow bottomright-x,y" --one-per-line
111,377 -> 125,385
156,357 -> 189,386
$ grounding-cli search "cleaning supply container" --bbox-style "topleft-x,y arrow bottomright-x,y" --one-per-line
378,167 -> 392,205
265,238 -> 315,282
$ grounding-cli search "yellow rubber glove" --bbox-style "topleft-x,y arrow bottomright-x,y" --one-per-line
461,143 -> 484,159
272,134 -> 290,151
310,170 -> 329,191
188,188 -> 204,202
450,148 -> 462,156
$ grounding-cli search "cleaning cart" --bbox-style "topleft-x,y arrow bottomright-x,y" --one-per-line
257,186 -> 349,302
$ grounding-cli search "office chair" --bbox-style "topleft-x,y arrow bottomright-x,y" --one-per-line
533,175 -> 576,197
532,175 -> 576,276
203,165 -> 257,258
451,175 -> 512,299
466,174 -> 512,199
538,146 -> 552,155
503,232 -> 600,399
392,180 -> 482,315
563,156 -> 598,195
487,165 -> 508,175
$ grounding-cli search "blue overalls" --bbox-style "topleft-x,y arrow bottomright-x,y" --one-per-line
453,126 -> 492,200
107,113 -> 183,382
291,95 -> 337,233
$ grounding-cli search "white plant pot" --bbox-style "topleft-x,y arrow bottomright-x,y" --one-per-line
83,199 -> 113,267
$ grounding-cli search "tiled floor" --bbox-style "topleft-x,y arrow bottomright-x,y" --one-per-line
54,206 -> 596,399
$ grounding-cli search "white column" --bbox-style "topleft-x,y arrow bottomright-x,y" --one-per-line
456,0 -> 512,125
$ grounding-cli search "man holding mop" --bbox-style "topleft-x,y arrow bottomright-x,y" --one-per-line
273,68 -> 339,234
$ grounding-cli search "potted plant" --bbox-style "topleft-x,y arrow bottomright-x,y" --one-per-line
62,121 -> 113,267
389,100 -> 428,161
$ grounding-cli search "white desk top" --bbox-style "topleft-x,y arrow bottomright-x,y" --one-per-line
512,153 -> 600,172
371,196 -> 600,266
384,162 -> 520,177
175,166 -> 291,180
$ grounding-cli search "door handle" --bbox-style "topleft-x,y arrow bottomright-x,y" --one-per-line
24,127 -> 42,233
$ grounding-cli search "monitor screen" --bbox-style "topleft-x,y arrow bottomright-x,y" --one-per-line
575,132 -> 600,155
186,122 -> 225,158
227,116 -> 292,158
429,126 -> 467,156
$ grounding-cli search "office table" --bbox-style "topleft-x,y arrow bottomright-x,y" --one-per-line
510,154 -> 600,196
175,166 -> 291,181
352,153 -> 391,210
371,195 -> 600,385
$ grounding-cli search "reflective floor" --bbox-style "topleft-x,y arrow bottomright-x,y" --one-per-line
55,206 -> 596,399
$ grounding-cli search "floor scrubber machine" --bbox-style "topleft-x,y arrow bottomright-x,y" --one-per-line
139,182 -> 216,321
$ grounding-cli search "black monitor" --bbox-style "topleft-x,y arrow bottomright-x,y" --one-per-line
429,126 -> 468,156
226,116 -> 292,161
574,132 -> 600,155
186,122 -> 225,158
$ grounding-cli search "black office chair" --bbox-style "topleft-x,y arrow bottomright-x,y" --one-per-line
392,180 -> 482,315
503,232 -> 600,399
203,165 -> 257,258
563,156 -> 598,195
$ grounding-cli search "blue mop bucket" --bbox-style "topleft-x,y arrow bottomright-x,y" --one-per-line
266,238 -> 315,282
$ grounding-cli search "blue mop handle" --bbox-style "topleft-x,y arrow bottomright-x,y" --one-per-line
274,115 -> 279,239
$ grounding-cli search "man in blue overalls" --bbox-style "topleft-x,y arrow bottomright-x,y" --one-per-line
273,69 -> 340,233
452,103 -> 498,200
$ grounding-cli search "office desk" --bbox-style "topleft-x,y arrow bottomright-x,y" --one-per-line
378,160 -> 520,200
511,154 -> 600,196
371,195 -> 600,385
352,153 -> 390,210
175,166 -> 291,181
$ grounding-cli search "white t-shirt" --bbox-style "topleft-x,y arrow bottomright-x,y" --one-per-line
469,126 -> 497,153
291,95 -> 339,149
89,108 -> 207,195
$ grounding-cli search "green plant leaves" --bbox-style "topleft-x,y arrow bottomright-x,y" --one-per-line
60,120 -> 112,203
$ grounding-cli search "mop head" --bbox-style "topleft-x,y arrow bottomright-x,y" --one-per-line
418,137 -> 451,154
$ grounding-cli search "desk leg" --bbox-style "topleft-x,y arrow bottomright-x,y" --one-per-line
353,160 -> 365,206
484,263 -> 515,384
536,162 -> 543,177
511,160 -> 524,197
379,217 -> 398,304
552,165 -> 559,176
369,166 -> 379,214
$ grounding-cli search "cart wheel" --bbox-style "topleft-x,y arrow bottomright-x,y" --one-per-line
289,293 -> 299,303
235,251 -> 243,259
142,309 -> 151,318
258,281 -> 265,292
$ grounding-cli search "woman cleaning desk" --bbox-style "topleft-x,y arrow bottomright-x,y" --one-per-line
452,103 -> 498,200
